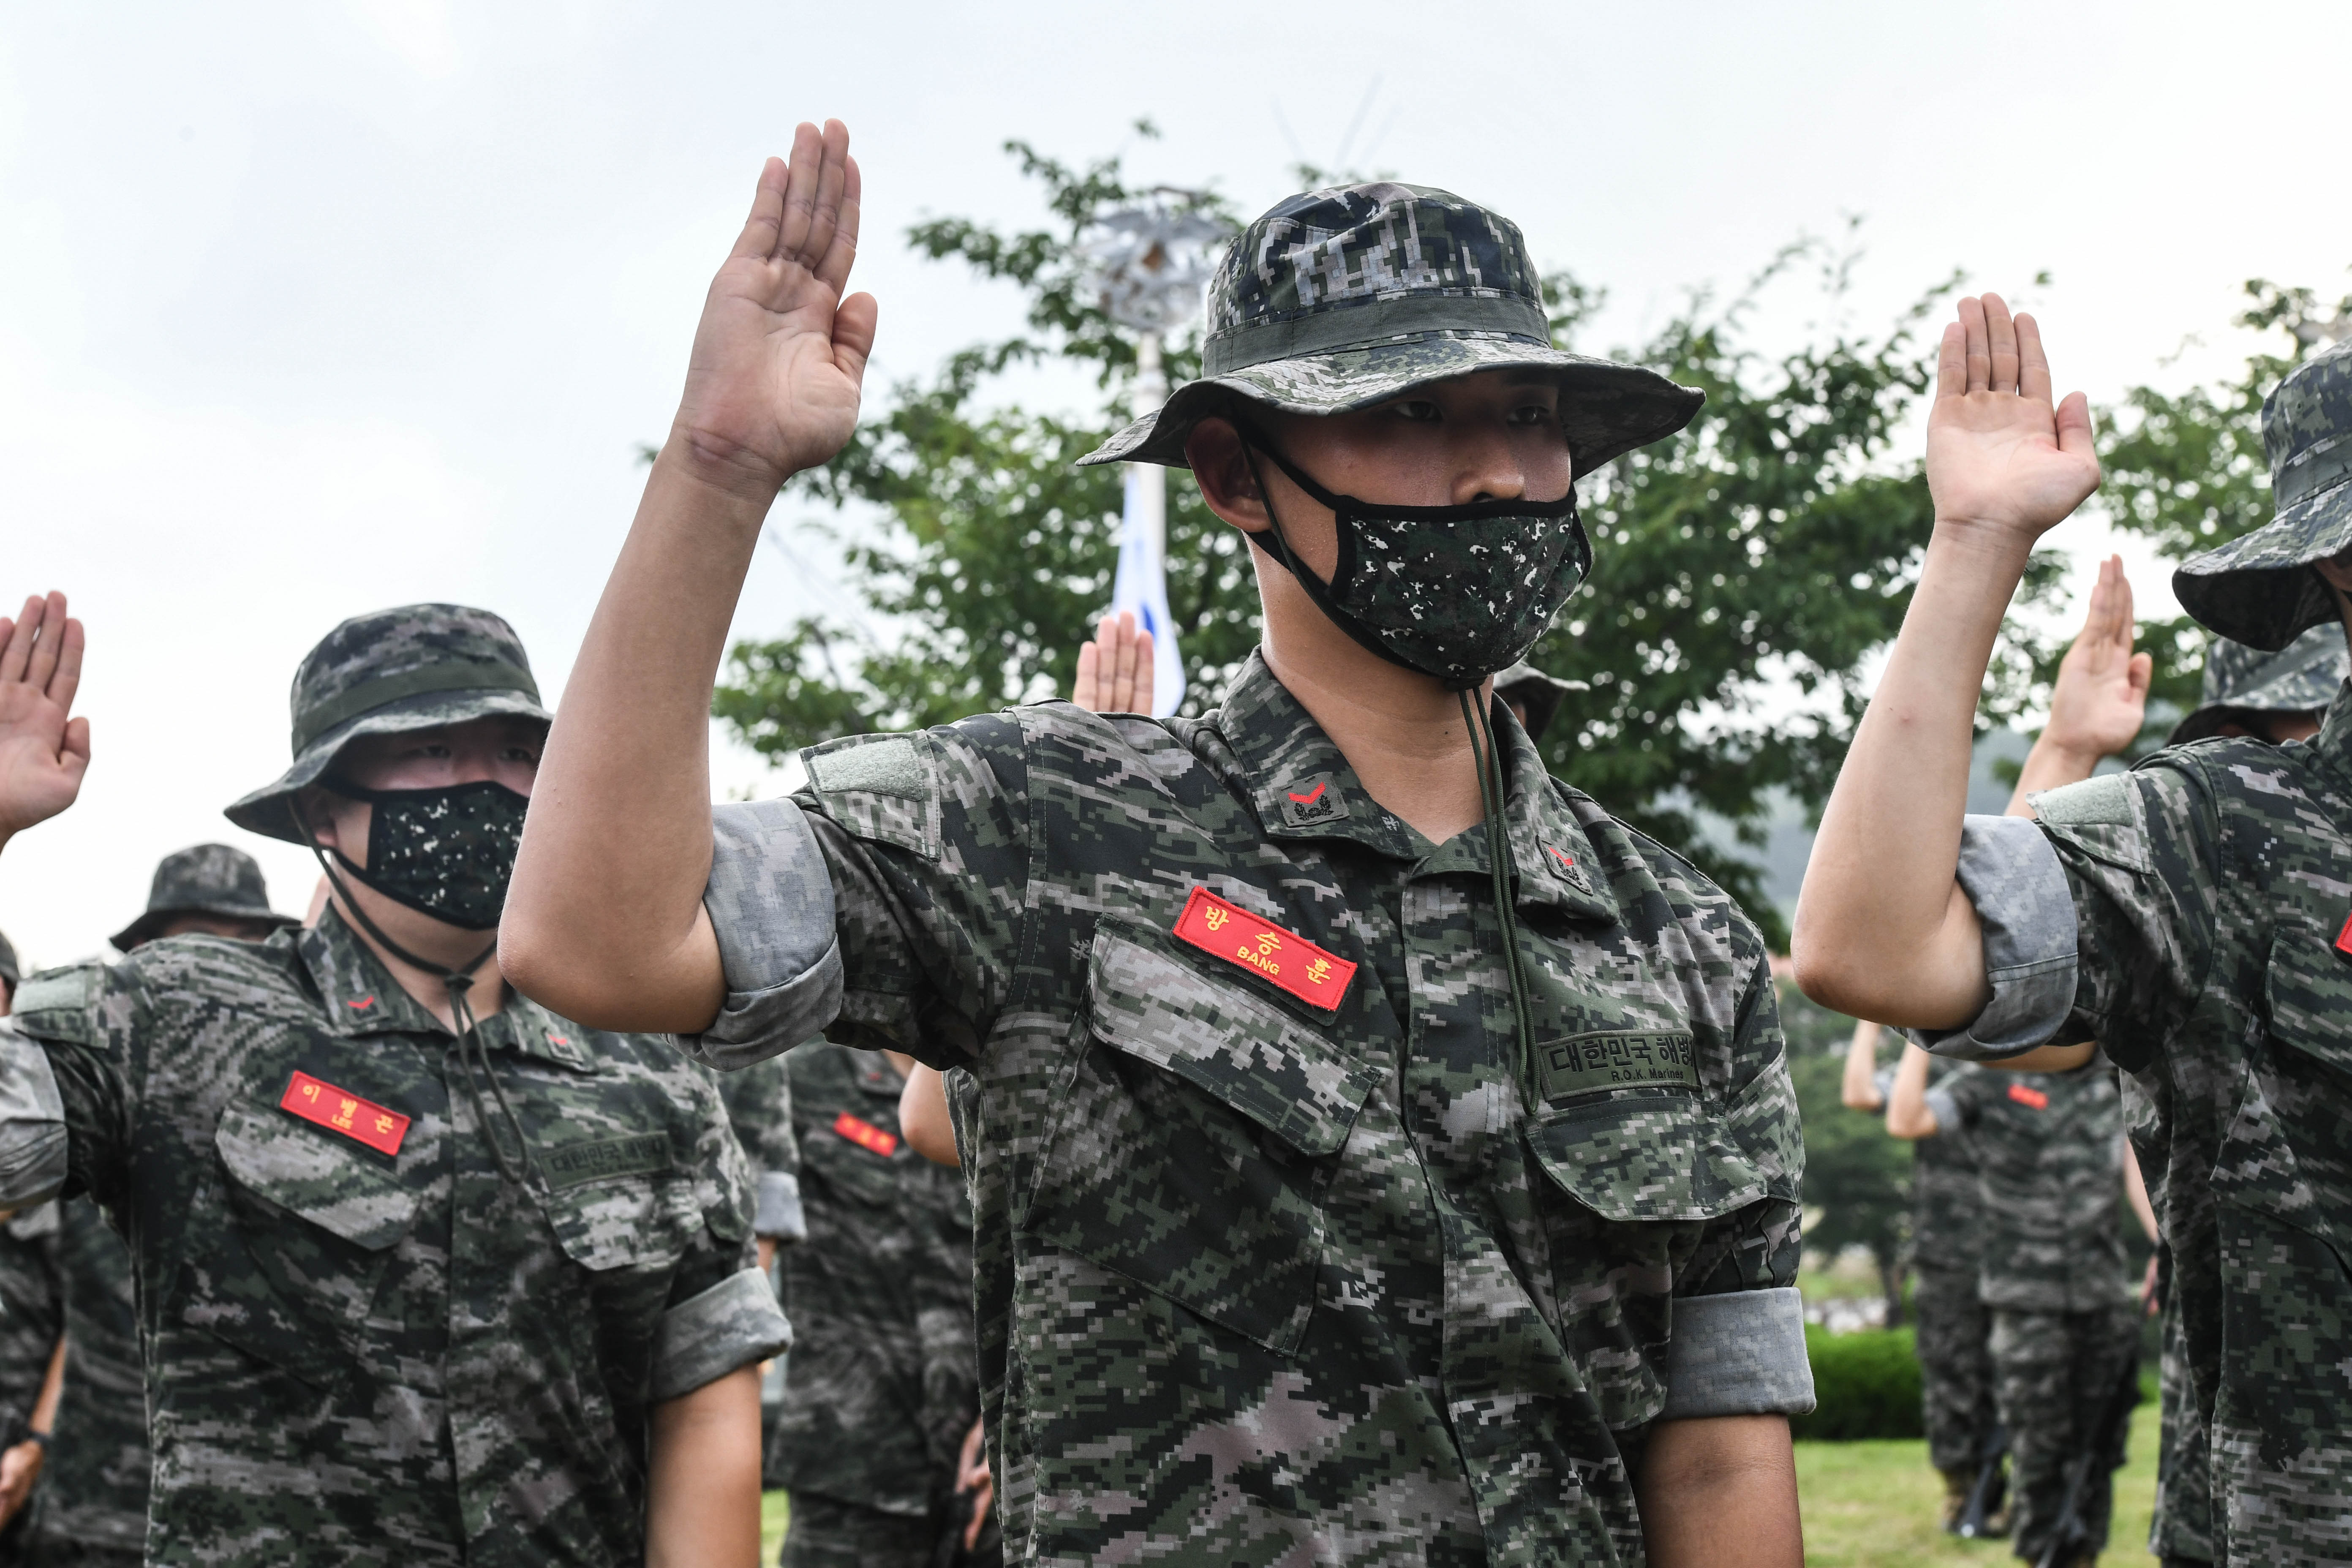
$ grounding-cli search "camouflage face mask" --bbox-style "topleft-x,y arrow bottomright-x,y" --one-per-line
1240,433 -> 1591,690
322,778 -> 529,931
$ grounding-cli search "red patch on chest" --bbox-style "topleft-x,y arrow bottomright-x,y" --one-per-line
279,1071 -> 409,1156
1171,886 -> 1356,1012
832,1112 -> 898,1157
2006,1081 -> 2050,1111
2336,910 -> 2352,957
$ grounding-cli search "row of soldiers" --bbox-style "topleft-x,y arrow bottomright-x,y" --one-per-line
3,124 -> 2351,1565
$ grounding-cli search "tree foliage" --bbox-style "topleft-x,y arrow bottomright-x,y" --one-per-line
713,139 -> 2069,944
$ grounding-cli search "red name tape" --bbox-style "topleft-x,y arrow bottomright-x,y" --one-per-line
2006,1081 -> 2050,1111
280,1070 -> 410,1156
1172,886 -> 1356,1012
833,1112 -> 898,1157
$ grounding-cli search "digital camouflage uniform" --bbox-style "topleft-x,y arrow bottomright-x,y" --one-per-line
2149,624 -> 2344,1568
0,604 -> 790,1567
32,1198 -> 147,1568
1926,1058 -> 2135,1562
770,1044 -> 988,1568
1903,1063 -> 1999,1479
1925,338 -> 2352,1567
0,1202 -> 62,1567
703,1054 -> 804,1247
687,652 -> 1810,1567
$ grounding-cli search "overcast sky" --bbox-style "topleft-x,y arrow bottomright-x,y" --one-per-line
3,0 -> 2342,968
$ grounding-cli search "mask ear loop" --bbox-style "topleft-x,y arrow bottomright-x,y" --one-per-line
289,792 -> 539,1192
1459,688 -> 1539,1111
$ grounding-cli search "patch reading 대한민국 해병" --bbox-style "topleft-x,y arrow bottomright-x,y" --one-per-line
1535,1030 -> 1700,1103
539,1132 -> 675,1189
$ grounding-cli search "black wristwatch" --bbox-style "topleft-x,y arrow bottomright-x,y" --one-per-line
6,1428 -> 46,1452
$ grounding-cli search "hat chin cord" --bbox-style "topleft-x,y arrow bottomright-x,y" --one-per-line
288,797 -> 538,1192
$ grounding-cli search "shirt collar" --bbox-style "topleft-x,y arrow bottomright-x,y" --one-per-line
300,907 -> 597,1070
1211,652 -> 1619,924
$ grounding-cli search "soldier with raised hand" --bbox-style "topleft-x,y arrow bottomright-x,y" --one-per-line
1975,564 -> 2348,1568
0,593 -> 791,1566
507,123 -> 1810,1566
1795,301 -> 2352,1563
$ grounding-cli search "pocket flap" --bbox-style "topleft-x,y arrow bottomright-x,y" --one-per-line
215,1103 -> 418,1252
1088,926 -> 1382,1156
1527,1091 -> 1765,1224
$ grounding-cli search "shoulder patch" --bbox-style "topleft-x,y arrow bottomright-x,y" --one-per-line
806,735 -> 925,800
9,964 -> 103,1045
802,733 -> 939,859
2031,773 -> 2133,827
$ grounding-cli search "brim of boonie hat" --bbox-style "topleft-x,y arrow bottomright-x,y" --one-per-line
2172,471 -> 2352,651
2167,661 -> 2347,745
223,687 -> 554,845
112,902 -> 301,953
1076,334 -> 1704,481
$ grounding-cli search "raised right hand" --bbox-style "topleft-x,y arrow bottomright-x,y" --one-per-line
2042,554 -> 2151,765
0,593 -> 89,847
668,121 -> 877,501
1924,293 -> 2100,545
1072,611 -> 1155,714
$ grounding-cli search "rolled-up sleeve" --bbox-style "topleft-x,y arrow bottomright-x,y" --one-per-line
647,1266 -> 794,1403
1658,1288 -> 1816,1419
1908,814 -> 2081,1061
0,1026 -> 67,1211
680,797 -> 844,1071
754,1170 -> 807,1243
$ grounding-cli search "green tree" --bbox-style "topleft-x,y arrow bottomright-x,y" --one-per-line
714,142 -> 2066,944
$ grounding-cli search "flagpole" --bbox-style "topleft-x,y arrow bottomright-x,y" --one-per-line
1130,330 -> 1166,569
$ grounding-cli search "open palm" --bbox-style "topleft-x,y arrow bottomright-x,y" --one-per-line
1924,293 -> 2101,539
670,120 -> 878,496
2045,555 -> 2152,760
0,592 -> 90,841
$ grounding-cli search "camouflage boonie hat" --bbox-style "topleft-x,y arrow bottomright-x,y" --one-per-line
111,844 -> 297,951
224,603 -> 551,844
2175,337 -> 2352,649
2169,623 -> 2350,744
1077,184 -> 1703,478
1494,661 -> 1589,743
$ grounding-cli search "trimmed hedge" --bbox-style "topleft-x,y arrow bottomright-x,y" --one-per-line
1788,1325 -> 1924,1441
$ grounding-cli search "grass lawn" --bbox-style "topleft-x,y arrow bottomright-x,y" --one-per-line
760,1490 -> 789,1562
1798,1400 -> 2161,1566
760,1400 -> 2161,1565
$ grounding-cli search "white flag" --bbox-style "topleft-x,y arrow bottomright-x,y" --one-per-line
1112,465 -> 1185,716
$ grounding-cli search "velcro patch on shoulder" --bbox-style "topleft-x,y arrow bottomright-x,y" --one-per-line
9,966 -> 102,1045
2031,773 -> 2133,827
807,735 -> 926,800
803,734 -> 939,858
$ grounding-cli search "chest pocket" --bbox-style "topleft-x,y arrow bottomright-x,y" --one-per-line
190,1102 -> 423,1385
539,1132 -> 700,1274
1525,1088 -> 1769,1225
2221,919 -> 2352,1261
1023,923 -> 1383,1356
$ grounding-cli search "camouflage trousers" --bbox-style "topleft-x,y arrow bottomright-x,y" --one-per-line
1914,1263 -> 2000,1474
779,1494 -> 1003,1568
1989,1300 -> 2139,1565
2149,1293 -> 2214,1564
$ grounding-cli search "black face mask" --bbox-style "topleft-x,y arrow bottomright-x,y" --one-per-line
322,778 -> 529,931
1238,430 -> 1592,690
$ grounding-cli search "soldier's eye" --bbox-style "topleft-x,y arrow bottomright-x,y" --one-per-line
1509,403 -> 1555,426
1389,400 -> 1441,423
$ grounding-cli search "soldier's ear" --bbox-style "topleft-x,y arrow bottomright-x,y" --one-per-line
1185,418 -> 1273,537
2312,546 -> 2352,595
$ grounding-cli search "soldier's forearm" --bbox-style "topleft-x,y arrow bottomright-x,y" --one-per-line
505,448 -> 762,1031
1794,524 -> 2029,1027
645,1364 -> 762,1568
1637,1415 -> 1802,1568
